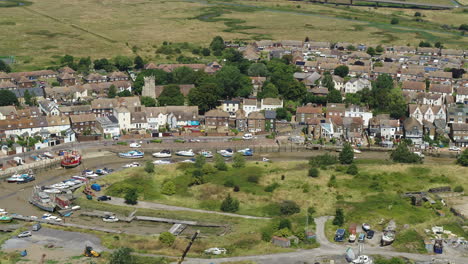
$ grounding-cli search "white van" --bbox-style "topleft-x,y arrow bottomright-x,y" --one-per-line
242,133 -> 253,140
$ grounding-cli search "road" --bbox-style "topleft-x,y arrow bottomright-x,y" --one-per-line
104,197 -> 271,220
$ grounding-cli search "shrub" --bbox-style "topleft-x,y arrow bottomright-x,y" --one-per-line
391,143 -> 422,163
117,142 -> 127,145
109,247 -> 133,264
247,174 -> 260,183
454,185 -> 464,192
264,182 -> 280,192
144,161 -> 155,173
309,153 -> 337,167
159,232 -> 175,246
150,139 -> 162,143
191,169 -> 204,185
391,18 -> 399,24
220,194 -> 240,212
194,154 -> 206,168
214,154 -> 228,171
161,181 -> 176,195
224,179 -> 235,187
202,163 -> 217,174
414,12 -> 421,17
279,200 -> 300,216
339,143 -> 354,164
457,149 -> 468,166
328,175 -> 337,188
124,188 -> 138,205
347,164 -> 358,175
278,218 -> 292,230
233,185 -> 240,192
308,167 -> 319,178
232,153 -> 246,168
332,208 -> 344,226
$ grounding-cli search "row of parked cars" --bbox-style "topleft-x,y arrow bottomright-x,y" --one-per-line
335,223 -> 374,243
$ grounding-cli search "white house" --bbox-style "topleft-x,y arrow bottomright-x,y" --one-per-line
45,116 -> 71,134
344,105 -> 373,128
113,107 -> 131,131
96,115 -> 120,137
130,112 -> 148,130
221,100 -> 240,117
242,98 -> 258,116
409,104 -> 446,124
145,107 -> 168,130
260,98 -> 283,111
38,100 -> 61,116
456,87 -> 468,104
332,75 -> 344,91
344,78 -> 371,94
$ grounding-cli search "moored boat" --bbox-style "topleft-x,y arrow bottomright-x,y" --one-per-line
175,149 -> 195,157
0,215 -> 12,223
118,150 -> 144,159
381,220 -> 396,246
6,173 -> 23,183
198,150 -> 213,158
153,150 -> 172,158
362,223 -> 371,232
153,160 -> 172,165
237,148 -> 253,156
218,149 -> 233,157
61,151 -> 81,168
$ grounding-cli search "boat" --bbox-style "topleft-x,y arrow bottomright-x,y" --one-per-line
180,159 -> 196,163
118,150 -> 144,159
352,255 -> 373,264
381,220 -> 396,246
262,157 -> 270,162
61,151 -> 81,168
29,186 -> 57,212
218,149 -> 234,157
198,150 -> 213,158
43,152 -> 54,159
175,149 -> 195,157
362,223 -> 371,232
7,170 -> 35,183
153,160 -> 172,165
0,216 -> 12,223
16,175 -> 36,184
353,149 -> 362,154
103,215 -> 119,222
6,173 -> 24,183
95,169 -> 108,175
349,233 -> 356,243
82,170 -> 98,178
43,189 -> 62,194
123,162 -> 140,168
237,148 -> 253,156
153,150 -> 172,158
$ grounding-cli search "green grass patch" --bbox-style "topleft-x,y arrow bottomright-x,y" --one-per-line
392,229 -> 426,253
105,170 -> 161,200
116,141 -> 127,145
150,139 -> 162,143
0,0 -> 32,8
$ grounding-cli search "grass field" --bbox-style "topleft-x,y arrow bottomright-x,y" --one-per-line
0,0 -> 466,71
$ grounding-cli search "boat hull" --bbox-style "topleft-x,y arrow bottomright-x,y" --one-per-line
175,153 -> 195,157
29,200 -> 55,212
61,161 -> 81,168
153,154 -> 172,158
118,155 -> 144,159
0,218 -> 12,223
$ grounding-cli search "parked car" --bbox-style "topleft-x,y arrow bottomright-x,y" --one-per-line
449,146 -> 461,151
358,233 -> 366,243
32,223 -> 41,231
242,133 -> 253,140
188,139 -> 201,143
18,231 -> 32,238
129,143 -> 141,148
366,230 -> 374,239
204,248 -> 227,255
334,229 -> 345,242
97,195 -> 111,201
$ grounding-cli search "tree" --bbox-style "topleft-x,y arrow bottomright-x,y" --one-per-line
309,154 -> 338,167
375,45 -> 384,54
327,89 -> 342,103
214,154 -> 227,171
459,24 -> 468,31
390,143 -> 422,163
195,154 -> 206,168
108,84 -> 117,98
419,41 -> 432,47
113,56 -> 133,71
60,54 -> 75,68
232,152 -> 245,168
390,18 -> 399,24
94,58 -> 114,71
322,74 -> 335,90
279,200 -> 300,216
110,247 -> 133,264
267,60 -> 306,101
24,90 -> 33,106
201,48 -> 211,56
215,65 -> 252,98
414,12 -> 422,17
258,82 -> 279,99
308,167 -> 319,178
457,149 -> 468,166
332,208 -> 344,226
158,84 -> 185,106
434,42 -> 443,49
388,88 -> 407,119
247,63 -> 269,77
77,57 -> 91,73
144,161 -> 155,173
159,232 -> 176,246
454,185 -> 464,192
276,108 -> 292,121
191,169 -> 205,185
210,36 -> 225,52
161,180 -> 176,195
347,164 -> 358,175
334,65 -> 349,78
172,66 -> 197,84
220,194 -> 239,212
339,143 -> 354,164
140,96 -> 157,107
0,90 -> 18,106
366,47 -> 376,56
134,56 -> 144,70
278,218 -> 292,230
124,188 -> 138,205
0,60 -> 11,73
188,83 -> 222,114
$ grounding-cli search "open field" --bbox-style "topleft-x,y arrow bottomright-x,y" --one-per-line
0,0 -> 466,70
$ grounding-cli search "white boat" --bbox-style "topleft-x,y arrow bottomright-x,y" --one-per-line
352,255 -> 373,264
238,148 -> 253,156
153,160 -> 172,165
180,159 -> 195,163
218,149 -> 233,157
349,233 -> 356,243
129,143 -> 141,148
175,149 -> 195,157
118,150 -> 144,159
103,215 -> 119,222
381,220 -> 396,246
362,223 -> 371,232
262,157 -> 270,162
122,162 -> 140,168
6,173 -> 23,183
82,170 -> 98,178
198,150 -> 213,158
153,150 -> 172,158
353,149 -> 362,154
43,152 -> 54,159
44,189 -> 61,194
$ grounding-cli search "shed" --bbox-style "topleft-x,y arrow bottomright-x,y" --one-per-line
305,231 -> 316,240
271,236 -> 290,248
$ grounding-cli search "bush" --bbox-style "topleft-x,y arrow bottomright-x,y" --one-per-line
454,185 -> 464,192
232,153 -> 246,168
202,163 -> 217,174
110,247 -> 133,264
144,161 -> 155,173
339,143 -> 354,164
264,182 -> 280,192
233,185 -> 240,192
278,218 -> 292,230
124,188 -> 138,205
390,18 -> 399,24
414,12 -> 421,17
220,194 -> 240,212
191,169 -> 204,185
247,174 -> 260,183
391,143 -> 422,164
347,164 -> 358,175
309,153 -> 337,167
194,154 -> 206,168
328,175 -> 337,188
214,154 -> 228,171
308,167 -> 319,178
161,181 -> 176,195
279,200 -> 300,216
159,232 -> 175,246
332,208 -> 344,226
457,149 -> 468,166
224,179 -> 235,187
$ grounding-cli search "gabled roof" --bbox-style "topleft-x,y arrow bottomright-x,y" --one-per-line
205,109 -> 229,118
130,112 -> 147,124
402,81 -> 425,91
248,111 -> 265,119
296,105 -> 322,114
429,83 -> 452,94
70,114 -> 96,123
262,98 -> 282,106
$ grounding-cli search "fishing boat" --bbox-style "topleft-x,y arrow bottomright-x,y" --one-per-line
198,150 -> 213,158
175,149 -> 195,157
29,186 -> 56,212
118,150 -> 144,159
153,160 -> 172,165
0,215 -> 12,223
6,173 -> 24,183
381,220 -> 396,246
82,169 -> 98,178
218,149 -> 233,157
153,150 -> 172,158
95,169 -> 108,175
237,148 -> 253,156
61,151 -> 81,168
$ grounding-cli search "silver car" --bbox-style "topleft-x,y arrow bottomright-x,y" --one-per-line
18,231 -> 32,238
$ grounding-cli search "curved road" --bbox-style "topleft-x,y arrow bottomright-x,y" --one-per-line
176,216 -> 467,264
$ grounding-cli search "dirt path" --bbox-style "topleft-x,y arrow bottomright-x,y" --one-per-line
103,197 -> 271,220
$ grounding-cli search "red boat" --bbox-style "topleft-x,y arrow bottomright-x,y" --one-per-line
61,151 -> 81,168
